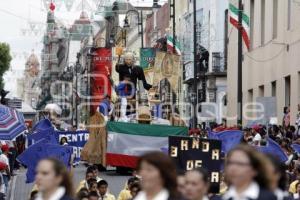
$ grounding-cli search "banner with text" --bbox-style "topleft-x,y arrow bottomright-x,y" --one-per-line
57,130 -> 89,163
140,48 -> 156,70
169,136 -> 222,193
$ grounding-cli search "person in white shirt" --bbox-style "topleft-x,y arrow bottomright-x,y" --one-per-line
184,168 -> 210,200
223,145 -> 276,200
35,158 -> 74,200
0,145 -> 10,193
135,152 -> 179,200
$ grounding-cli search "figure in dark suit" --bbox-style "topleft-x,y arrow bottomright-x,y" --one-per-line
116,52 -> 152,91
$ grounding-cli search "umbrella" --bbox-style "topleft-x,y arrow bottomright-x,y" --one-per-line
0,104 -> 26,140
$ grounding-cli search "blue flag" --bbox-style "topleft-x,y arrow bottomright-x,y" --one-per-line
27,128 -> 58,145
207,131 -> 219,140
44,144 -> 73,168
31,119 -> 53,133
208,130 -> 243,153
258,138 -> 288,163
291,144 -> 300,154
17,138 -> 73,183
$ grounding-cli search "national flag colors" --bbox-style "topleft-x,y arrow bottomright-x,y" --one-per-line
166,35 -> 181,55
106,122 -> 188,168
229,3 -> 250,50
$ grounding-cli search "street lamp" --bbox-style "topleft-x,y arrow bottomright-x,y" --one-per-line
152,0 -> 160,12
123,9 -> 144,48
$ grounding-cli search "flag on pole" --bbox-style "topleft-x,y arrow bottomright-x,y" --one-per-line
229,3 -> 250,50
166,35 -> 181,55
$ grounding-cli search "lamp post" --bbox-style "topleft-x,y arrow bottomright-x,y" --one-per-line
123,9 -> 144,48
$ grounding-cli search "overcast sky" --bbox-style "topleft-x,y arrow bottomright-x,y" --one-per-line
0,0 -> 165,97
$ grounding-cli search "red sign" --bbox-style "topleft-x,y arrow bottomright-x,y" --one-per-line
91,48 -> 112,113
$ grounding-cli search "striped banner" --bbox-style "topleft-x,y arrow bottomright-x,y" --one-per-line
106,122 -> 188,168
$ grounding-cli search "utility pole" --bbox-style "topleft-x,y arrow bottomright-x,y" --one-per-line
172,0 -> 176,53
237,0 -> 243,125
140,10 -> 144,48
193,0 -> 197,128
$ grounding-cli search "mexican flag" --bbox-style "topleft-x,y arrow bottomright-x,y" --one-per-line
106,122 -> 188,168
229,3 -> 250,50
167,35 -> 182,55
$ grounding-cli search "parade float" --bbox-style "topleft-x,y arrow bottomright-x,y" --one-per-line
81,45 -> 189,169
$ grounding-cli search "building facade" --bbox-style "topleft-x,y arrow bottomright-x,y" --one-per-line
17,52 -> 40,109
178,0 -> 228,126
227,0 -> 300,126
37,11 -> 69,111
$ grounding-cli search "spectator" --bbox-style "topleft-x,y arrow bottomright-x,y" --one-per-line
29,190 -> 38,200
128,182 -> 141,200
87,178 -> 98,193
97,180 -> 116,200
0,144 -> 10,193
283,106 -> 291,129
60,137 -> 69,146
135,152 -> 179,200
184,168 -> 210,200
0,162 -> 7,200
88,165 -> 102,182
76,188 -> 89,200
76,169 -> 94,192
177,171 -> 187,198
88,191 -> 99,200
223,145 -> 276,200
266,155 -> 291,200
296,104 -> 300,137
117,177 -> 139,200
35,158 -> 74,200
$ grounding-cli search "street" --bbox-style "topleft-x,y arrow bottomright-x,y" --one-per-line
7,165 -> 130,200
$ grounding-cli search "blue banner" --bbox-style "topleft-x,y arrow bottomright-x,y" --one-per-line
258,138 -> 288,163
56,130 -> 89,163
208,130 -> 243,153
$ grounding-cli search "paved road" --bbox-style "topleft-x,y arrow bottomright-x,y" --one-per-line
8,165 -> 131,200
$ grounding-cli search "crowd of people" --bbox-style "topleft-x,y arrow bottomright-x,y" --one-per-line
0,136 -> 25,199
23,145 -> 300,200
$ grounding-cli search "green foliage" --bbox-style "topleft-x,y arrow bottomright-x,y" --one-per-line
0,43 -> 12,90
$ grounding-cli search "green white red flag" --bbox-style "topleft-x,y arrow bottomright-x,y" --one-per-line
229,3 -> 250,50
106,122 -> 188,168
167,35 -> 181,55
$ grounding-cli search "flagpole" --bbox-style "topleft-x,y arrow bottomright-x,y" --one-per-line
237,0 -> 243,126
193,0 -> 197,129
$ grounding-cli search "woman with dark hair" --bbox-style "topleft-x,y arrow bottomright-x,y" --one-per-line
60,137 -> 68,146
222,145 -> 276,200
135,151 -> 179,200
35,158 -> 74,200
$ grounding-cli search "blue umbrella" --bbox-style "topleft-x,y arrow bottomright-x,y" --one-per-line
0,104 -> 26,140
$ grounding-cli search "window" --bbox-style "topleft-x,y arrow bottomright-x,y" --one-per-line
261,0 -> 265,45
288,0 -> 291,30
259,85 -> 264,97
273,0 -> 278,38
285,76 -> 291,106
248,89 -> 253,102
271,81 -> 276,97
250,0 -> 255,49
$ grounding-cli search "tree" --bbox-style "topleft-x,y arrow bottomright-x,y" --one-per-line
0,43 -> 12,90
